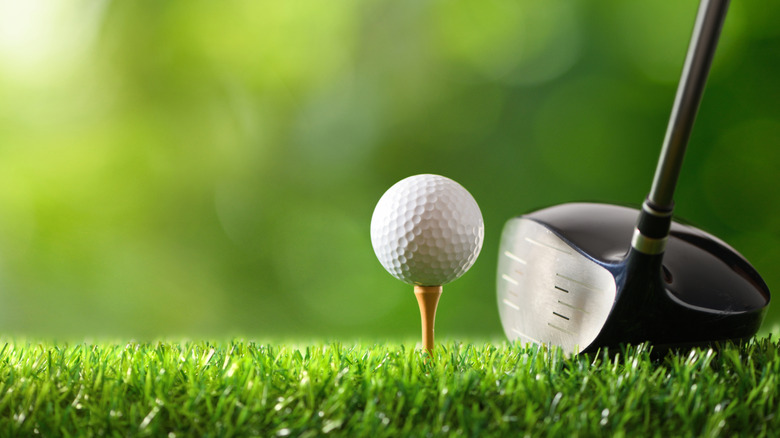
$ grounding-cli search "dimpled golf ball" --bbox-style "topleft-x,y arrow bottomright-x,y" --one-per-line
371,174 -> 484,286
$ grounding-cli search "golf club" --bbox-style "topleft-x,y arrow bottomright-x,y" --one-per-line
496,0 -> 770,355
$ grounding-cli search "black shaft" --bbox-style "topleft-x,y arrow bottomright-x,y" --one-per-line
647,0 -> 730,212
632,0 -> 729,254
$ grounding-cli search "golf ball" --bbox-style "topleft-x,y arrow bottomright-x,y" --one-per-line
370,174 -> 484,286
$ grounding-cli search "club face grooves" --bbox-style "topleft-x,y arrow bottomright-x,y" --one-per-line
496,216 -> 617,355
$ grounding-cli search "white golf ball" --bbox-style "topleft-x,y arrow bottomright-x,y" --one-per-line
370,174 -> 484,286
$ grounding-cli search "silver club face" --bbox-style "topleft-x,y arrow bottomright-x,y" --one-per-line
497,218 -> 617,355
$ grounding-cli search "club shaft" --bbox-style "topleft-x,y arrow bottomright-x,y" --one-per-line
632,0 -> 729,255
647,0 -> 730,211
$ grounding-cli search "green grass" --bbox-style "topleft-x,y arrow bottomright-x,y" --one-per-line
0,338 -> 778,437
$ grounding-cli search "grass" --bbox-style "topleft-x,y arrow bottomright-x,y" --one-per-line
0,338 -> 778,437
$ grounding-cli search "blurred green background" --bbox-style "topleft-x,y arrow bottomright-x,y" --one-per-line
0,0 -> 778,340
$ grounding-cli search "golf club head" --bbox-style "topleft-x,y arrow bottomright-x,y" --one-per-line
497,203 -> 770,355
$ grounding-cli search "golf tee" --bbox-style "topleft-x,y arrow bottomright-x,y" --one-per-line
414,285 -> 442,355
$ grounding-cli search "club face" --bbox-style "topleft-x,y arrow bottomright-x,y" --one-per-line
497,203 -> 770,353
496,217 -> 618,355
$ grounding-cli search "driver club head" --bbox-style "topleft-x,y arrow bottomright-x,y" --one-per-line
496,203 -> 770,355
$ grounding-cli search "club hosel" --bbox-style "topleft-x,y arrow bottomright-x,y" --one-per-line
631,200 -> 673,255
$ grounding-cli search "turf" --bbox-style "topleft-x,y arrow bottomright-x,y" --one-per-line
0,338 -> 778,437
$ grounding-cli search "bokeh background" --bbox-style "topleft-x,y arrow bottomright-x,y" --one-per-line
0,0 -> 778,340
